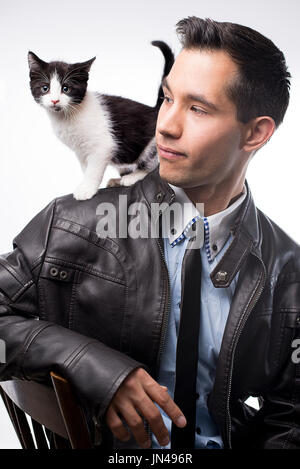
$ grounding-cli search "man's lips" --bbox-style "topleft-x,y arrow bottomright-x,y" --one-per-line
157,144 -> 186,159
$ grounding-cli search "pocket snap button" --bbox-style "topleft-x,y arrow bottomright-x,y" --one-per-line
50,267 -> 58,277
60,270 -> 68,280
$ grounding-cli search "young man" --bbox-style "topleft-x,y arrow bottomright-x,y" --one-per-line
0,17 -> 299,450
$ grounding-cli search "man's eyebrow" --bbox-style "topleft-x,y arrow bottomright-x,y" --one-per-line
161,77 -> 219,112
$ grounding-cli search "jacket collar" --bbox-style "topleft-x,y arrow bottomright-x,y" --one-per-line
141,165 -> 175,207
142,166 -> 262,287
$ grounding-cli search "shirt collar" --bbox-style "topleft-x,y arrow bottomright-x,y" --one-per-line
164,183 -> 247,262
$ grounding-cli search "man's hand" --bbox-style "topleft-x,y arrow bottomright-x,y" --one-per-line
105,367 -> 187,448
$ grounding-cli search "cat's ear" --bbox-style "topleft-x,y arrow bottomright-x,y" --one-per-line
28,51 -> 48,70
81,57 -> 96,72
71,57 -> 96,73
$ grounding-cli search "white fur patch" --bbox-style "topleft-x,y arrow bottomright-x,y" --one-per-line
47,91 -> 118,199
119,169 -> 149,186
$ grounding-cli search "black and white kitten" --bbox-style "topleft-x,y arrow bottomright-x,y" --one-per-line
28,42 -> 174,200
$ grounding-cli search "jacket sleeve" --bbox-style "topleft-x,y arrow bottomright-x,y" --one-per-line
0,199 -> 149,424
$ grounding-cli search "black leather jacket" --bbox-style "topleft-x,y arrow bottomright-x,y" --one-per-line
1,166 -> 300,449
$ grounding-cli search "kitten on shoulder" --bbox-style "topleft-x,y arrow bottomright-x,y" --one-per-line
28,42 -> 174,200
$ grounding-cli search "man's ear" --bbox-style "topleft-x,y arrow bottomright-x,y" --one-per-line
242,116 -> 276,152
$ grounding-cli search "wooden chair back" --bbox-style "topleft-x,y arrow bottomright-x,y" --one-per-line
0,372 -> 94,449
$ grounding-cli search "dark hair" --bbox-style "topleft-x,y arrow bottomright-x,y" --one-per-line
176,17 -> 291,127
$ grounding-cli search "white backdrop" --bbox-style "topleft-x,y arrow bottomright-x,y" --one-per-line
0,0 -> 299,449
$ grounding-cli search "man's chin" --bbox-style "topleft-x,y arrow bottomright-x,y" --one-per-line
159,162 -> 184,187
159,161 -> 201,189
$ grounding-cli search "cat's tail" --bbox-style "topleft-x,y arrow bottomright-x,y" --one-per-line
151,40 -> 175,109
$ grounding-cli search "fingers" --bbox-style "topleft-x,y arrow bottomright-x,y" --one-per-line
142,374 -> 187,428
105,368 -> 186,449
135,391 -> 170,447
105,406 -> 131,443
106,403 -> 151,449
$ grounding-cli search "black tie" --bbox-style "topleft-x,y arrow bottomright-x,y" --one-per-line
171,229 -> 202,449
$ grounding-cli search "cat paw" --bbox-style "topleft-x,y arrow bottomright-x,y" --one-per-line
73,182 -> 98,200
106,178 -> 122,187
119,171 -> 148,186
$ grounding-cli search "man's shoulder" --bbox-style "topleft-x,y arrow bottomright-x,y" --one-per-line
257,207 -> 300,249
53,169 -> 161,226
54,183 -> 142,225
256,207 -> 300,273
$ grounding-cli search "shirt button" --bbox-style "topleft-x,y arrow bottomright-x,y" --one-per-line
196,427 -> 201,435
171,228 -> 176,235
212,244 -> 218,251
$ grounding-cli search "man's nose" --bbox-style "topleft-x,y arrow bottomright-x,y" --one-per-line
157,107 -> 182,139
51,100 -> 60,105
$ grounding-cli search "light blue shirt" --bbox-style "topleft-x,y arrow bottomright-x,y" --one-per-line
151,184 -> 247,449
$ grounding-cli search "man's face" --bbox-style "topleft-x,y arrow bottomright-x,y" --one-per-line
156,48 -> 249,189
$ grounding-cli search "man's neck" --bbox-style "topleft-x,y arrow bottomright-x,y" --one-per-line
183,174 -> 246,217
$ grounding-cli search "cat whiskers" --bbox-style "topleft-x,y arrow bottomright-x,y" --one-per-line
65,103 -> 79,120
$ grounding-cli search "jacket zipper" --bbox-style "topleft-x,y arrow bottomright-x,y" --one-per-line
146,196 -> 174,445
155,237 -> 172,373
155,194 -> 175,374
225,251 -> 266,448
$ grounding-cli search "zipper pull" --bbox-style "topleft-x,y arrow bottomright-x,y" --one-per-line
92,415 -> 102,447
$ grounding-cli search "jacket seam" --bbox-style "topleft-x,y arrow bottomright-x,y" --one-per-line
53,222 -> 118,252
31,256 -> 44,272
68,272 -> 79,330
0,258 -> 27,288
63,340 -> 99,369
51,225 -> 126,282
54,215 -> 107,233
36,198 -> 58,283
44,256 -> 125,285
18,323 -> 55,378
10,281 -> 34,302
0,290 -> 10,305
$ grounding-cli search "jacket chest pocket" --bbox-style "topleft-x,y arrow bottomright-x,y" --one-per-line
38,260 -> 128,350
38,261 -> 80,327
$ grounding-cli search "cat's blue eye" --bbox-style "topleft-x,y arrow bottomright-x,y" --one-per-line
62,85 -> 70,93
41,85 -> 49,93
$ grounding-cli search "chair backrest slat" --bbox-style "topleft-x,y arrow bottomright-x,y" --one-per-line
31,418 -> 49,449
